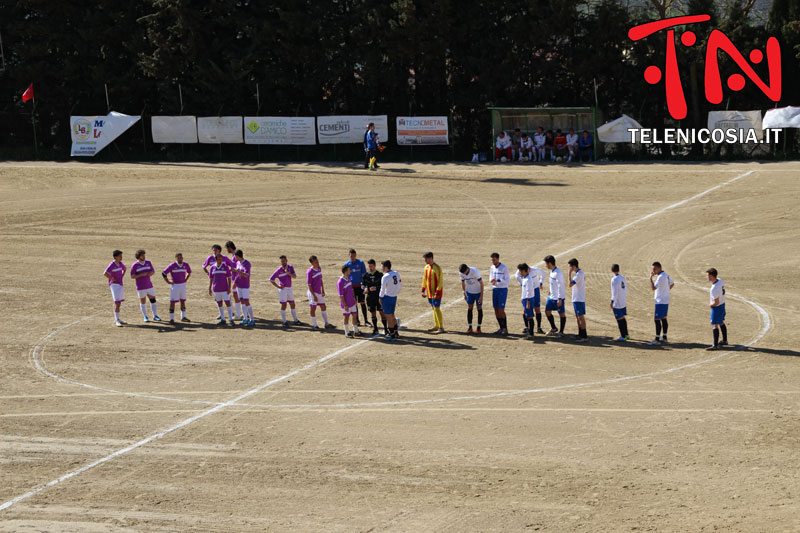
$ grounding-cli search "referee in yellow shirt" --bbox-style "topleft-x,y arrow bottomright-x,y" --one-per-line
421,251 -> 444,333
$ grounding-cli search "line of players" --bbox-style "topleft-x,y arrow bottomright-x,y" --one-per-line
103,246 -> 730,349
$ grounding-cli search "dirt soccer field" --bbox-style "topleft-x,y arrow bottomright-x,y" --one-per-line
1,161 -> 798,532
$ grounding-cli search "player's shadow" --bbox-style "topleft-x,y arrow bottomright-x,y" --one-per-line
482,177 -> 568,187
391,333 -> 476,350
739,346 -> 800,358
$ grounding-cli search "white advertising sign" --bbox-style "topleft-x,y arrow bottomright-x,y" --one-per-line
396,116 -> 449,145
244,116 -> 316,145
70,112 -> 141,156
197,116 -> 244,143
151,116 -> 198,143
317,115 -> 388,144
707,110 -> 763,141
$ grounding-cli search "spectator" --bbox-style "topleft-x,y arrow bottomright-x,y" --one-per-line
579,130 -> 594,162
544,130 -> 555,161
510,128 -> 522,160
553,129 -> 568,160
519,132 -> 534,161
566,128 -> 579,162
495,131 -> 512,161
534,127 -> 546,162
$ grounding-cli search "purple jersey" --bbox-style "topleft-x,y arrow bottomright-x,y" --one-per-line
162,261 -> 191,284
228,254 -> 239,284
307,267 -> 323,294
235,259 -> 251,289
270,265 -> 296,287
104,261 -> 126,286
130,260 -> 155,290
203,254 -> 215,269
337,276 -> 356,308
209,263 -> 231,292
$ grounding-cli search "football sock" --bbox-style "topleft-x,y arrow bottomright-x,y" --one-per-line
662,319 -> 669,336
280,309 -> 287,323
218,305 -> 225,317
433,308 -> 443,329
467,309 -> 473,327
361,303 -> 368,322
291,308 -> 298,321
713,328 -> 719,346
343,323 -> 350,335
140,303 -> 148,318
150,302 -> 157,316
227,306 -> 233,320
170,311 -> 175,320
382,318 -> 388,334
559,316 -> 566,334
477,309 -> 483,326
321,310 -> 329,325
235,302 -> 242,319
620,318 -> 628,337
720,324 -> 727,343
655,320 -> 662,337
180,309 -> 186,319
353,322 -> 359,334
311,316 -> 318,327
114,311 -> 120,321
547,315 -> 556,329
536,312 -> 542,330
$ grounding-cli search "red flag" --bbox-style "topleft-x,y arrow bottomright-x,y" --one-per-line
22,83 -> 34,103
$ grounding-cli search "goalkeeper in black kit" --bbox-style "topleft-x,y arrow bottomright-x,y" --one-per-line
362,259 -> 388,336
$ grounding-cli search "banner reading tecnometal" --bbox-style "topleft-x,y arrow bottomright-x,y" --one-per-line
244,117 -> 316,145
70,112 -> 141,156
396,116 -> 449,145
317,115 -> 388,144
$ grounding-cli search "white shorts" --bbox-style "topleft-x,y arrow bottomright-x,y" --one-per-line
236,287 -> 250,300
278,287 -> 295,303
307,291 -> 325,306
170,283 -> 187,302
213,291 -> 231,303
342,304 -> 357,316
136,287 -> 156,299
110,283 -> 125,303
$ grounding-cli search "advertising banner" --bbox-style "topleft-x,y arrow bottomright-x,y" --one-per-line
317,115 -> 388,144
151,116 -> 198,143
244,116 -> 316,145
762,106 -> 800,129
707,110 -> 763,141
70,112 -> 141,156
597,114 -> 643,143
396,116 -> 449,145
197,116 -> 244,143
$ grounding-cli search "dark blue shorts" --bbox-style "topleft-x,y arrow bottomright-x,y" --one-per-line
492,288 -> 508,309
655,303 -> 669,319
465,292 -> 482,305
427,297 -> 441,307
381,295 -> 397,315
711,303 -> 726,325
545,297 -> 564,314
532,288 -> 541,308
573,302 -> 586,316
613,307 -> 627,320
522,298 -> 535,318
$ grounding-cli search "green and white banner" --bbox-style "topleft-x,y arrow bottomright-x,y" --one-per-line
244,117 -> 316,145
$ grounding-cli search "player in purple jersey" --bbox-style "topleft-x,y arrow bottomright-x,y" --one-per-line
103,249 -> 126,326
234,249 -> 254,327
225,241 -> 244,321
203,244 -> 224,318
338,265 -> 361,338
130,249 -> 161,322
306,255 -> 335,331
270,255 -> 301,328
162,252 -> 192,324
208,254 -> 234,326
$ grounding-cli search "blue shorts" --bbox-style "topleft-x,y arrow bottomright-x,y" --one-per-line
711,303 -> 726,325
613,307 -> 627,320
522,298 -> 535,318
655,303 -> 669,319
573,302 -> 586,316
427,297 -> 441,308
545,297 -> 564,314
492,288 -> 508,309
465,292 -> 482,306
532,288 -> 541,308
381,295 -> 397,315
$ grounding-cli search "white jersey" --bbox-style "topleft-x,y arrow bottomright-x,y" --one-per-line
710,278 -> 725,306
549,267 -> 566,300
530,267 -> 545,289
534,132 -> 546,147
519,274 -> 537,299
496,135 -> 511,149
460,266 -> 482,294
490,263 -> 510,289
653,271 -> 674,304
520,137 -> 534,149
610,274 -> 628,309
379,270 -> 402,298
570,269 -> 586,302
566,133 -> 579,146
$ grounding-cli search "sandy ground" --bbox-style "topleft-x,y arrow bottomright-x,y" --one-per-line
0,160 -> 798,532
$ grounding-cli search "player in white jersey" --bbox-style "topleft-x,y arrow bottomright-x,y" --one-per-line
568,258 -> 588,342
610,264 -> 630,342
648,261 -> 674,345
705,268 -> 728,350
566,129 -> 579,162
543,255 -> 566,337
515,264 -> 545,334
516,263 -> 538,339
533,127 -> 546,162
519,133 -> 534,162
459,264 -> 484,334
379,260 -> 402,341
489,253 -> 510,335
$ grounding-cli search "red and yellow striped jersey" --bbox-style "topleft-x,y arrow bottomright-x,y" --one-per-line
422,263 -> 443,298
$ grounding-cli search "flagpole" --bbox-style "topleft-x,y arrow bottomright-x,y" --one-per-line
31,92 -> 38,158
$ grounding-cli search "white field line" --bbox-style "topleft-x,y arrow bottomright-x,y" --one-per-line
4,169 -> 764,512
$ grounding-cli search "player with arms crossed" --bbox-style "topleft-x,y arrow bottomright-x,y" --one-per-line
104,250 -> 126,327
543,255 -> 566,337
568,258 -> 588,342
648,261 -> 674,345
234,249 -> 254,327
208,254 -> 234,326
380,260 -> 402,341
162,252 -> 192,324
362,259 -> 387,336
131,249 -> 160,323
421,251 -> 444,333
489,253 -> 510,335
610,264 -> 630,342
338,265 -> 361,338
459,264 -> 484,334
344,249 -> 369,327
270,255 -> 301,328
706,268 -> 728,350
307,255 -> 335,331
